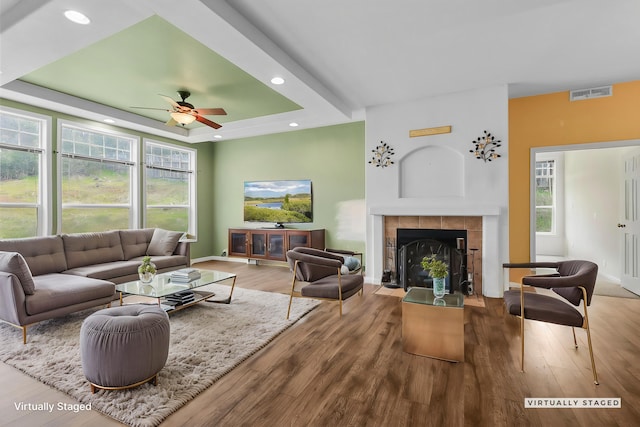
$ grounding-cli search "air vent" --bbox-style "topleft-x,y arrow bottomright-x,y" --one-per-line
570,86 -> 612,101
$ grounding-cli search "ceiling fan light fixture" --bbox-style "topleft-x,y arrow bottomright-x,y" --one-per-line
171,112 -> 196,125
64,10 -> 91,25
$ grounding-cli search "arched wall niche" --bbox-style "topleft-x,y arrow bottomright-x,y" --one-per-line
399,145 -> 464,198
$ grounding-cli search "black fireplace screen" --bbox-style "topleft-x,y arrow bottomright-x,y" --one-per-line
396,229 -> 467,293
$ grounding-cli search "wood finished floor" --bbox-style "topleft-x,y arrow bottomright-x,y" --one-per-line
1,260 -> 639,427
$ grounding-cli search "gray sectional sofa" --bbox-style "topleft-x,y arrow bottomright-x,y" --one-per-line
0,228 -> 190,343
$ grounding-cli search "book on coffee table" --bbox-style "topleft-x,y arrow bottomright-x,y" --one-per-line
166,290 -> 196,305
170,268 -> 201,282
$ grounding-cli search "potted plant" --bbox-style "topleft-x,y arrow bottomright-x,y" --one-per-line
138,256 -> 157,283
421,255 -> 448,298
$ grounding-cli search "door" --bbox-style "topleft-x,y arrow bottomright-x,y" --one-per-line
621,149 -> 640,295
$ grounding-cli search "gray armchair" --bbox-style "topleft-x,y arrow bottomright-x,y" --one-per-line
286,247 -> 364,319
503,260 -> 599,384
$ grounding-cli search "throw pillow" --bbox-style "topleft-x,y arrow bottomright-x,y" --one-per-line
147,229 -> 184,256
343,256 -> 361,272
0,252 -> 36,295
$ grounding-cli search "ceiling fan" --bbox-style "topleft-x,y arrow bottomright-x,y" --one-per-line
132,90 -> 226,129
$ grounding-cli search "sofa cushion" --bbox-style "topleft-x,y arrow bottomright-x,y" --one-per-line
147,229 -> 183,256
27,274 -> 115,316
0,252 -> 36,295
119,229 -> 155,260
62,231 -> 124,269
64,260 -> 142,281
0,236 -> 67,275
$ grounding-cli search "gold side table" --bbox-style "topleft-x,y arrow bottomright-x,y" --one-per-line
402,287 -> 464,362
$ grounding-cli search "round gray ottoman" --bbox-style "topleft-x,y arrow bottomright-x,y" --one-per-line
80,304 -> 170,393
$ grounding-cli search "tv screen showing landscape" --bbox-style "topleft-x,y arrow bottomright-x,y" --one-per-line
244,180 -> 313,223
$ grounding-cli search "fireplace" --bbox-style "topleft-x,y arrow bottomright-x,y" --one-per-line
377,214 -> 487,296
396,229 -> 468,293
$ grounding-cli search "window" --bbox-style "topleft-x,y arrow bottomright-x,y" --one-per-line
0,108 -> 50,238
535,159 -> 555,233
144,141 -> 196,234
59,122 -> 138,233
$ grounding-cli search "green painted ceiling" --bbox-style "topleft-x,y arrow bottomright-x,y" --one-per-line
19,15 -> 301,128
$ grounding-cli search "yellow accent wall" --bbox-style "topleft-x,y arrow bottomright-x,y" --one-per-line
508,80 -> 640,279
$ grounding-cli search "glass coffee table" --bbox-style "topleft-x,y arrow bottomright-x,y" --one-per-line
115,269 -> 237,314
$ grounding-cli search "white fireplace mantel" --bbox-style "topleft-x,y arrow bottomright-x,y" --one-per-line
369,204 -> 500,217
367,204 -> 505,298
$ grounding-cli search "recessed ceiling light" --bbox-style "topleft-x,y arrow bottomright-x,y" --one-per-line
64,10 -> 91,25
289,122 -> 299,127
271,77 -> 285,85
103,119 -> 115,124
214,135 -> 223,139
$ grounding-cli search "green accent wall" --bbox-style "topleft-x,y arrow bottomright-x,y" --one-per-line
191,141 -> 216,260
209,122 -> 366,259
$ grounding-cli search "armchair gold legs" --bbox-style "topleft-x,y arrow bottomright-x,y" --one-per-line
286,262 -> 298,320
581,286 -> 599,385
504,260 -> 599,385
515,286 -> 599,385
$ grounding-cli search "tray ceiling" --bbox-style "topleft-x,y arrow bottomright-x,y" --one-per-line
19,15 -> 301,125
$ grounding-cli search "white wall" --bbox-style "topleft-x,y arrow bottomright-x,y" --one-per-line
564,147 -> 629,279
364,85 -> 509,297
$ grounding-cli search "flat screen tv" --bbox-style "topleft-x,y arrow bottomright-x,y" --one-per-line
244,180 -> 313,225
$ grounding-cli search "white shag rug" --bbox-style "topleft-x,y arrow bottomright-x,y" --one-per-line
0,284 -> 319,427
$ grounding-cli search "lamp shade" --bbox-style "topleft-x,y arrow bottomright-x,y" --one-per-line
170,112 -> 196,125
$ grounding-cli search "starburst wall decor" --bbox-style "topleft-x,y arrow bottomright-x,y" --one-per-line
369,141 -> 395,168
470,130 -> 501,162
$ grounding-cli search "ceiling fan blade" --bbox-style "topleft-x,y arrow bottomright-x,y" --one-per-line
195,115 -> 222,129
192,108 -> 227,116
159,94 -> 180,109
165,117 -> 179,127
130,106 -> 170,111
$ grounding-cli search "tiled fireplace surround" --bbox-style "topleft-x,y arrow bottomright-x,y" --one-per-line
369,205 -> 503,297
384,215 -> 483,295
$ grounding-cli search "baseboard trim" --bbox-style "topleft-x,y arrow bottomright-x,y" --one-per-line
191,256 -> 287,266
191,255 -> 247,264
